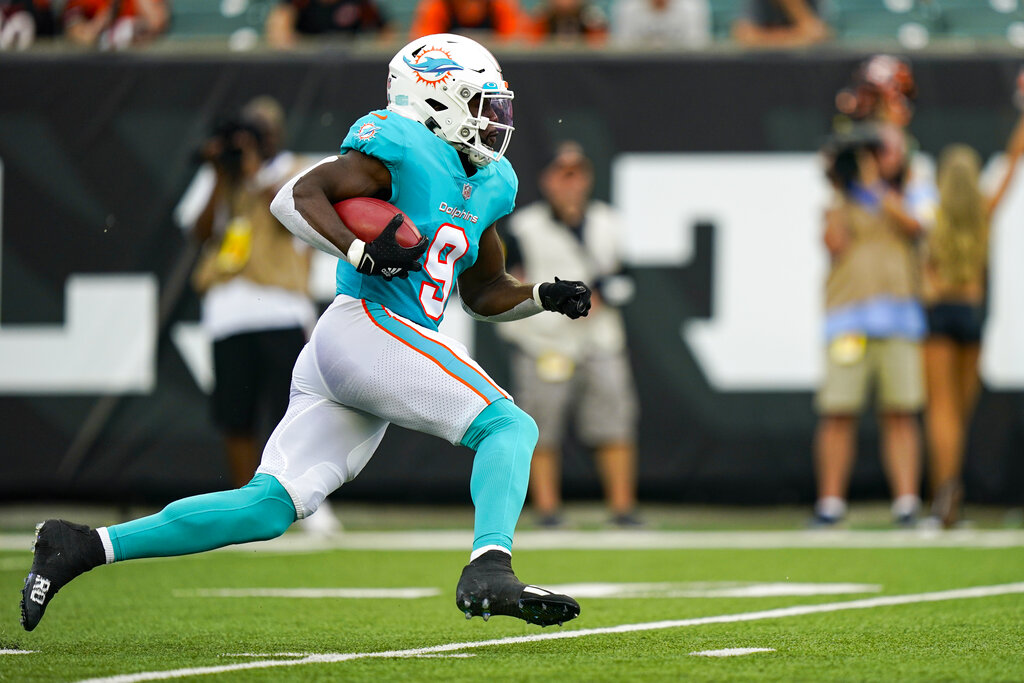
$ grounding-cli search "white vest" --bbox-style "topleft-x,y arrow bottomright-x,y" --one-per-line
498,200 -> 628,360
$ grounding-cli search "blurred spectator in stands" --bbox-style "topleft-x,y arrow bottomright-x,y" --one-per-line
610,0 -> 709,48
62,0 -> 167,49
0,0 -> 56,50
526,0 -> 608,45
921,111 -> 1024,528
188,96 -> 340,535
408,0 -> 525,41
732,0 -> 827,48
813,125 -> 927,528
499,141 -> 641,528
265,0 -> 393,50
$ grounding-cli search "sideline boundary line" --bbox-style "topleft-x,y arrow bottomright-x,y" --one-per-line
227,529 -> 1024,551
76,582 -> 1024,683
4,529 -> 1024,553
9,528 -> 1024,557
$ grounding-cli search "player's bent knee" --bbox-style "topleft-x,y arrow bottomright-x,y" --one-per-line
258,506 -> 295,540
243,474 -> 298,538
517,409 -> 539,448
462,398 -> 539,452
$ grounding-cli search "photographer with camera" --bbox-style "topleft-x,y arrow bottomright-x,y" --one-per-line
812,124 -> 927,528
189,96 -> 340,534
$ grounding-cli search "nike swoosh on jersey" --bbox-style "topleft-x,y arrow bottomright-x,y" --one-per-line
372,112 -> 388,120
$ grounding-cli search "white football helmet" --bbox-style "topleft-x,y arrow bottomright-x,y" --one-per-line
387,33 -> 514,168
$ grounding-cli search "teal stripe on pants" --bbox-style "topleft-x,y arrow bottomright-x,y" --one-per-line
364,302 -> 507,403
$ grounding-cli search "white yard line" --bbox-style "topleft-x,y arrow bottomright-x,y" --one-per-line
75,582 -> 1024,683
175,588 -> 440,599
221,652 -> 475,659
546,581 -> 881,598
2,529 -> 1024,553
0,649 -> 36,655
219,653 -> 308,658
690,648 -> 775,657
238,529 -> 1024,552
179,582 -> 876,602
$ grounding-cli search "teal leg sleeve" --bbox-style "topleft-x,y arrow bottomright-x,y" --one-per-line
461,398 -> 538,552
107,473 -> 296,561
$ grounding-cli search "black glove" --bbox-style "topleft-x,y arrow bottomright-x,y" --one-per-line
538,277 -> 592,319
354,213 -> 429,281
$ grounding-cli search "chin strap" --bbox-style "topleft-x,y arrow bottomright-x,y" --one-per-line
465,147 -> 492,168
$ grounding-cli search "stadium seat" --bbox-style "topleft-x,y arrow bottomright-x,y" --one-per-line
386,0 -> 420,36
710,0 -> 745,39
938,0 -> 1023,40
831,0 -> 939,45
169,0 -> 273,41
515,0 -> 617,28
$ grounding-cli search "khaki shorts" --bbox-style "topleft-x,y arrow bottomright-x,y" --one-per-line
816,336 -> 924,414
510,349 -> 638,448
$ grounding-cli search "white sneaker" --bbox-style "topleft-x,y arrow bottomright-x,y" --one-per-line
298,501 -> 343,537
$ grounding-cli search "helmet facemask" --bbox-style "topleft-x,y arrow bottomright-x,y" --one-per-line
449,81 -> 514,167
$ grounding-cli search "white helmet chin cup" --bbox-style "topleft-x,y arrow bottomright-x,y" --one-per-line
387,33 -> 514,167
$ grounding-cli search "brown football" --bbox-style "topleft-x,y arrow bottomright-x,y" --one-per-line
333,197 -> 422,247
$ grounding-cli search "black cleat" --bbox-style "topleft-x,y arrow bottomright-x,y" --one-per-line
20,520 -> 104,631
455,550 -> 580,627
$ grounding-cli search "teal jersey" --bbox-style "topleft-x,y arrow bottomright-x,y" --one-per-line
336,110 -> 518,330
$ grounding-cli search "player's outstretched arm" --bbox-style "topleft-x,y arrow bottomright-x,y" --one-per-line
270,150 -> 392,259
459,225 -> 592,321
987,110 -> 1024,217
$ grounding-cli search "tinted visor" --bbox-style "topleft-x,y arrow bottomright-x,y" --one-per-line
488,96 -> 513,128
477,92 -> 514,157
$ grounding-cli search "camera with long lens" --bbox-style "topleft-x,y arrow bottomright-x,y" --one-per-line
203,117 -> 265,182
823,124 -> 882,191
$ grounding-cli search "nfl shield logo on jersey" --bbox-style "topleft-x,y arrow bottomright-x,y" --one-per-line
462,183 -> 472,200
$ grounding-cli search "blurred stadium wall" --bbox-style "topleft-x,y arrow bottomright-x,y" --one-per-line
1,53 -> 1022,506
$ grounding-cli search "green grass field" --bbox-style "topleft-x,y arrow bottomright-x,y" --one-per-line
1,520 -> 1023,682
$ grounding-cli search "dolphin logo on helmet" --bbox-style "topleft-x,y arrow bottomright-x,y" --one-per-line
403,55 -> 465,77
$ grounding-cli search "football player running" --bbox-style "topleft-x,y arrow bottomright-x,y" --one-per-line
21,33 -> 589,632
